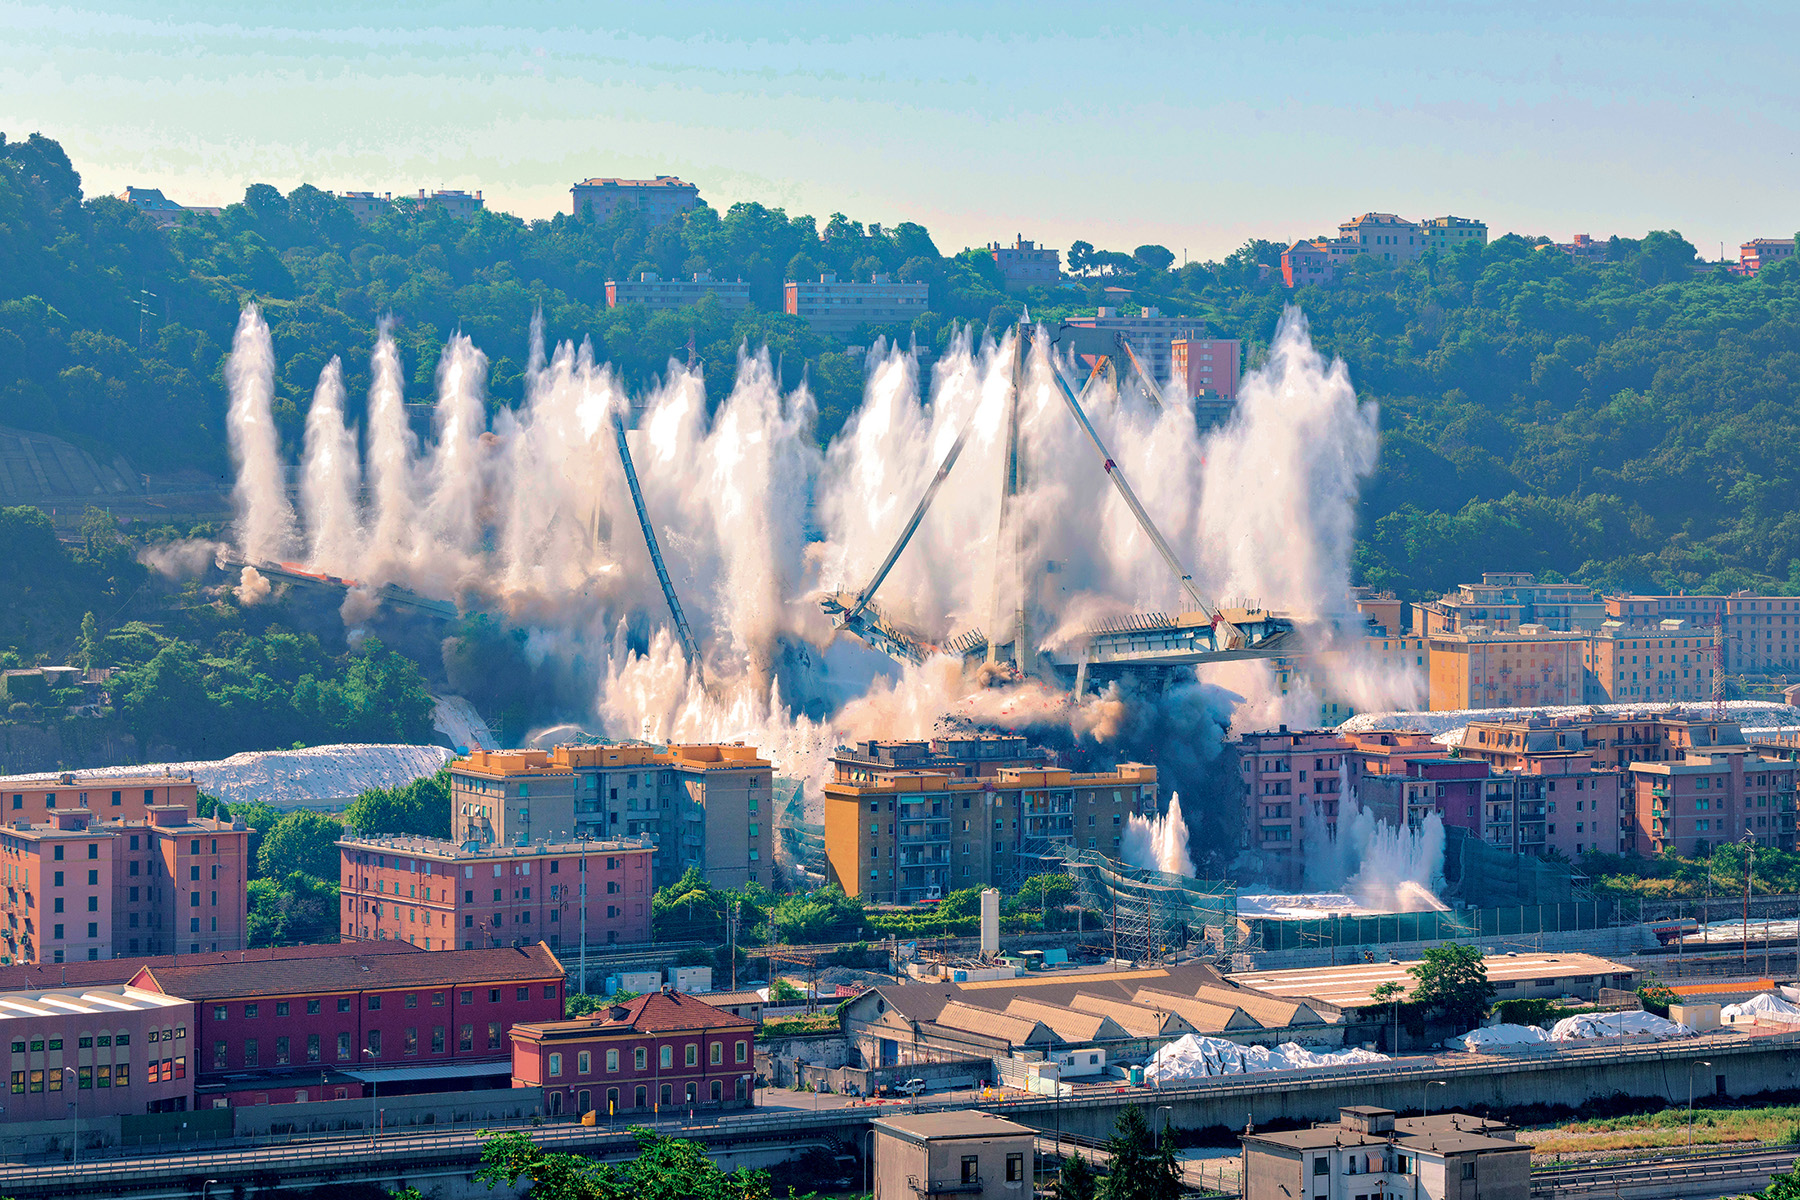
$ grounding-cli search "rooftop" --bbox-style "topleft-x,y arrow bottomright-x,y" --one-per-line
1246,1111 -> 1519,1155
572,176 -> 696,189
0,941 -> 422,993
338,833 -> 654,859
1231,952 -> 1632,1009
512,990 -> 750,1039
0,984 -> 190,1022
875,1111 -> 1035,1142
126,943 -> 563,1001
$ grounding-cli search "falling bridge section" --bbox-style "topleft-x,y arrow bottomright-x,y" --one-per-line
612,413 -> 703,682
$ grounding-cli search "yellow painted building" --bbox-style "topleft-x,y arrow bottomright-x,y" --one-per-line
823,763 -> 1156,904
1427,629 -> 1588,711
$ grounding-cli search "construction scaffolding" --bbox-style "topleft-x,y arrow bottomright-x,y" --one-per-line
1051,845 -> 1241,965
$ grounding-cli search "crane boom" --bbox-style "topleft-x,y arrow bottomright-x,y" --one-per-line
842,405 -> 979,627
612,413 -> 704,680
1046,362 -> 1242,648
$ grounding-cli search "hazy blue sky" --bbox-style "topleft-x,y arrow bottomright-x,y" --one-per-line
4,2 -> 1795,261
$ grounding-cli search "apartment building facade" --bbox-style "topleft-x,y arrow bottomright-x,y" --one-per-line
1629,753 -> 1798,855
1169,337 -> 1242,402
988,237 -> 1060,291
509,989 -> 756,1117
1414,573 -> 1606,635
1604,592 -> 1799,675
338,834 -> 653,951
1238,730 -> 1347,868
831,736 -> 1050,784
783,274 -> 929,336
823,763 -> 1157,902
4,774 -> 197,826
1427,629 -> 1590,710
0,808 -> 249,965
605,272 -> 752,312
570,176 -> 701,226
1585,624 -> 1716,703
1738,238 -> 1795,277
450,743 -> 774,890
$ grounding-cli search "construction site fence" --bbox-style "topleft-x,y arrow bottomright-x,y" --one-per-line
1249,899 -> 1624,953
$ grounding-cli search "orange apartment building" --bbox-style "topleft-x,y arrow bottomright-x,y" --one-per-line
337,834 -> 653,951
1605,592 -> 1800,675
823,763 -> 1157,903
1427,629 -> 1589,710
0,808 -> 249,965
570,176 -> 701,226
4,774 -> 197,826
1238,730 -> 1348,861
1583,625 -> 1716,703
450,743 -> 773,890
1629,752 -> 1798,854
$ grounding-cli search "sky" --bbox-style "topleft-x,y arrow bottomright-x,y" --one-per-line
3,1 -> 1796,263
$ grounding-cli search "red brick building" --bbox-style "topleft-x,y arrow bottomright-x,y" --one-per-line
337,834 -> 653,951
0,808 -> 250,965
1169,337 -> 1241,401
123,942 -> 566,1106
510,989 -> 754,1119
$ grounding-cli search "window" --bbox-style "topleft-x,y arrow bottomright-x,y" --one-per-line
460,1025 -> 474,1052
517,987 -> 529,1001
404,1028 -> 418,1055
275,1001 -> 290,1017
307,999 -> 321,1015
736,1040 -> 749,1063
432,1027 -> 444,1053
338,997 -> 352,1013
577,1050 -> 591,1074
1461,1163 -> 1475,1181
1006,1155 -> 1024,1183
962,1157 -> 980,1185
338,1032 -> 352,1061
710,1041 -> 723,1065
1314,1158 -> 1329,1177
488,1022 -> 501,1050
606,1048 -> 619,1073
685,1043 -> 699,1067
635,1048 -> 647,1071
368,996 -> 381,1011
549,1053 -> 563,1077
244,1038 -> 259,1067
659,1045 -> 673,1069
307,1034 -> 321,1063
367,1030 -> 382,1057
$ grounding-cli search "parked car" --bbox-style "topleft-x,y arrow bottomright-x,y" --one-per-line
896,1078 -> 928,1096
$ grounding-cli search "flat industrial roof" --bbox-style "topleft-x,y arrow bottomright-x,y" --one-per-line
876,1111 -> 1035,1141
1230,952 -> 1634,1009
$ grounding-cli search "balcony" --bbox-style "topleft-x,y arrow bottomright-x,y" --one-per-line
1651,786 -> 1671,799
910,1179 -> 982,1196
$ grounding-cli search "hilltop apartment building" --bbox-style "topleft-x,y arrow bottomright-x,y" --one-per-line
1281,213 -> 1487,287
0,808 -> 249,965
570,176 -> 701,226
823,760 -> 1157,903
783,274 -> 930,336
605,272 -> 752,313
988,237 -> 1060,291
450,743 -> 774,889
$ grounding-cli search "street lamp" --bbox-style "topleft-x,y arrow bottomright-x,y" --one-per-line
1422,1080 -> 1447,1117
864,1127 -> 876,1200
202,1179 -> 220,1200
1687,1059 -> 1714,1148
363,1047 -> 379,1143
1157,1105 -> 1174,1144
63,1068 -> 78,1163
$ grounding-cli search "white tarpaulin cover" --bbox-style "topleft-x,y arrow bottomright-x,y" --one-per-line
1144,1034 -> 1387,1083
1723,993 -> 1800,1024
2,743 -> 453,811
1549,1012 -> 1694,1041
1449,1023 -> 1550,1051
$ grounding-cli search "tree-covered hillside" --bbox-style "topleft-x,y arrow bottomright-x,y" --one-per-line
3,131 -> 1798,599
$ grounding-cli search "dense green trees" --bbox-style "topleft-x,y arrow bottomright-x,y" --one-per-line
342,769 -> 452,839
1407,943 -> 1496,1029
6,130 -> 1800,606
477,1127 -> 770,1200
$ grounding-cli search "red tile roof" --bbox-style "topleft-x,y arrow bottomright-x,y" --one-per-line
0,941 -> 422,992
123,943 -> 563,1001
513,990 -> 751,1041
